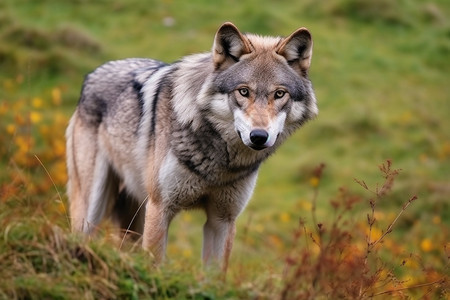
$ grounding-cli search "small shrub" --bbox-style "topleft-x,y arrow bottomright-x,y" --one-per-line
281,160 -> 448,299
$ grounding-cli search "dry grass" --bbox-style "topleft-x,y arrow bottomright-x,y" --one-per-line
1,158 -> 447,299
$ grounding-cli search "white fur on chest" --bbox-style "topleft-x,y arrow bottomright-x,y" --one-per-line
158,151 -> 206,208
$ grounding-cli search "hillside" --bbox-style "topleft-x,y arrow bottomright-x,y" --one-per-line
0,0 -> 448,298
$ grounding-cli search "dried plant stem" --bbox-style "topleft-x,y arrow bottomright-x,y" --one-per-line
119,195 -> 149,250
311,163 -> 325,238
311,184 -> 320,238
358,161 -> 418,298
359,192 -> 417,298
35,154 -> 70,228
371,278 -> 446,297
370,195 -> 417,249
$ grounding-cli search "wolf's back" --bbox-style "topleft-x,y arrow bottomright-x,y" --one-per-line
77,58 -> 166,126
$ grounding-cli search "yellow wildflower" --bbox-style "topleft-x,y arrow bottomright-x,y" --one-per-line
374,211 -> 385,221
15,114 -> 27,125
39,125 -> 50,137
0,103 -> 7,115
13,148 -> 32,167
401,275 -> 418,286
366,226 -> 382,242
15,136 -> 32,153
254,223 -> 264,233
32,97 -> 43,108
182,248 -> 192,258
56,201 -> 67,215
268,234 -> 283,250
279,212 -> 291,223
403,257 -> 419,269
420,238 -> 433,252
52,88 -> 62,106
399,111 -> 412,125
55,112 -> 68,125
309,176 -> 320,187
52,139 -> 66,157
6,124 -> 16,135
167,245 -> 179,256
50,161 -> 67,185
432,215 -> 441,225
297,199 -> 312,211
30,111 -> 43,124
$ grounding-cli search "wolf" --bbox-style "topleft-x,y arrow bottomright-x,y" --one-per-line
66,22 -> 318,271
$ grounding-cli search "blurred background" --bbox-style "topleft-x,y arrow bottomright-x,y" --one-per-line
0,0 -> 448,293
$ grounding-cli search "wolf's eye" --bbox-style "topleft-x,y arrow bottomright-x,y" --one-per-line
238,88 -> 250,97
274,90 -> 286,99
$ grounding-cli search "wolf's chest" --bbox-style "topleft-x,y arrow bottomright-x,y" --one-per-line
157,151 -> 209,209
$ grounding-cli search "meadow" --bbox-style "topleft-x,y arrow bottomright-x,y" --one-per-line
0,0 -> 449,298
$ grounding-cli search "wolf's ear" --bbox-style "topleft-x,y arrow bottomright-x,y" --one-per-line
277,28 -> 313,76
213,22 -> 252,69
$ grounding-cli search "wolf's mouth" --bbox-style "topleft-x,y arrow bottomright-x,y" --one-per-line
249,144 -> 267,151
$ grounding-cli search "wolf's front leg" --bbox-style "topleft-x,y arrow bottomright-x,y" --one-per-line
202,175 -> 258,272
142,200 -> 172,264
202,216 -> 237,273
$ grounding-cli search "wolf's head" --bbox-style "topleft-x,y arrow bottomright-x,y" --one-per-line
211,22 -> 318,151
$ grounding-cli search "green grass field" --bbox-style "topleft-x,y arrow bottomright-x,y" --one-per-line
1,0 -> 449,298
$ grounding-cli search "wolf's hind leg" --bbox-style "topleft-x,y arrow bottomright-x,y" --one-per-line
66,113 -> 98,233
84,151 -> 119,233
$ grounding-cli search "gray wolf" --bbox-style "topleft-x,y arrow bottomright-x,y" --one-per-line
66,22 -> 318,272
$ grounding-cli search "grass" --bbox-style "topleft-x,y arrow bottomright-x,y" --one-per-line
1,0 -> 449,298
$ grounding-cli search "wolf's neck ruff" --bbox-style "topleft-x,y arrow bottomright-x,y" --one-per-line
170,114 -> 266,185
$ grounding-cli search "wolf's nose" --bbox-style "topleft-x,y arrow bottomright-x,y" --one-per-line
250,129 -> 269,146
